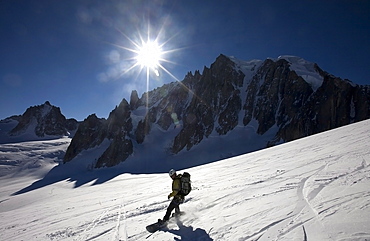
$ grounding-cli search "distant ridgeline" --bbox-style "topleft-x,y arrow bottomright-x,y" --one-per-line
0,101 -> 78,143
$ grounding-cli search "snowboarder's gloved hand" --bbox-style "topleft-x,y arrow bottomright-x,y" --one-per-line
168,194 -> 171,199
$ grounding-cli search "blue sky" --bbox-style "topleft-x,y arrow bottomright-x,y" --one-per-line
1,0 -> 369,121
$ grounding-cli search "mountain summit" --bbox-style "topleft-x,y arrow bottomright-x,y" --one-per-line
64,54 -> 370,170
0,101 -> 78,143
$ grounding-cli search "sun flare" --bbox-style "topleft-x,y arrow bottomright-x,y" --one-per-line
108,24 -> 198,115
136,40 -> 162,73
111,24 -> 186,97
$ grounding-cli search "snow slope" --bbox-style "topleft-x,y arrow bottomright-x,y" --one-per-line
0,119 -> 369,240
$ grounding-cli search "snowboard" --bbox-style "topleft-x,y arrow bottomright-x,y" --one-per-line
146,220 -> 167,233
146,212 -> 185,233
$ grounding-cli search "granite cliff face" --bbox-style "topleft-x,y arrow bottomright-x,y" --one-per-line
96,99 -> 133,167
63,55 -> 370,168
63,113 -> 107,163
274,74 -> 369,145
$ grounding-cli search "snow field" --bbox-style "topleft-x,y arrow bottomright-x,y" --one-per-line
0,119 -> 369,240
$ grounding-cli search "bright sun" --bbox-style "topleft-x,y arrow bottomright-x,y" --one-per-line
112,25 -> 183,88
110,25 -> 195,111
135,40 -> 162,76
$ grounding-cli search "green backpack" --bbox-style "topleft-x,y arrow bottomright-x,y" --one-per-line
178,172 -> 191,196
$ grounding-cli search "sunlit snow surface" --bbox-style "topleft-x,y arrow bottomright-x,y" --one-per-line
0,120 -> 369,240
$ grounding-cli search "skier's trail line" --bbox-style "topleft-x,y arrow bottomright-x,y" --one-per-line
79,205 -> 119,241
112,198 -> 128,241
113,203 -> 122,241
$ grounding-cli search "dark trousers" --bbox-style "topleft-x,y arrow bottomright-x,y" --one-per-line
163,196 -> 183,221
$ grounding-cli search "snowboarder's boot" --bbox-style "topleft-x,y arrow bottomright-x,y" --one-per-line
158,219 -> 166,225
172,210 -> 185,218
175,207 -> 180,214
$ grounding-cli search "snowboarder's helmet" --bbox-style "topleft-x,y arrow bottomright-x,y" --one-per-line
169,169 -> 176,177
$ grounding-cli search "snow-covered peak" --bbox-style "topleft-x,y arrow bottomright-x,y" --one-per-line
229,55 -> 262,66
228,56 -> 263,80
40,102 -> 52,118
229,55 -> 324,91
277,55 -> 324,91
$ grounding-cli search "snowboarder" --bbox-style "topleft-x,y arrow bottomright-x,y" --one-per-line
158,169 -> 185,224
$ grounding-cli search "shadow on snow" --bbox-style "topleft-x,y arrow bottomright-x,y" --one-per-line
11,161 -> 127,195
11,152 -> 226,196
164,218 -> 213,241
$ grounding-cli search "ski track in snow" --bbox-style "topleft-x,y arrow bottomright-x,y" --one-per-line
0,120 -> 370,240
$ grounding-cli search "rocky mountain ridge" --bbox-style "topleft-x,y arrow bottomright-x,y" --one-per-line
63,54 -> 370,169
0,101 -> 78,143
